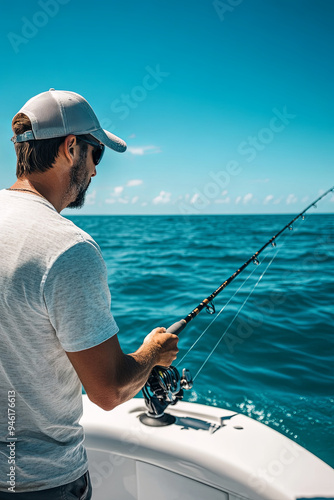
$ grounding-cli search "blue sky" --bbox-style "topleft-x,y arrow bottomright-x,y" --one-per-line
0,0 -> 333,214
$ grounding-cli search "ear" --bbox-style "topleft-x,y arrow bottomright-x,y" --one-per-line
61,135 -> 77,164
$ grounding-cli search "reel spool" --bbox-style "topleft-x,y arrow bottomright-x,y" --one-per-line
139,366 -> 193,426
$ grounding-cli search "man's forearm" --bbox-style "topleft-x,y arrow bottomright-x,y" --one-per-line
110,329 -> 179,407
115,344 -> 160,403
68,327 -> 178,412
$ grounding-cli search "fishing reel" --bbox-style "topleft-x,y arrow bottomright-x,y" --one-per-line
139,366 -> 193,426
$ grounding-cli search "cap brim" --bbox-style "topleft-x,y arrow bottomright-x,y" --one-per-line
91,128 -> 127,153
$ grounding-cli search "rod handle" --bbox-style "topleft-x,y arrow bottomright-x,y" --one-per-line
167,319 -> 187,336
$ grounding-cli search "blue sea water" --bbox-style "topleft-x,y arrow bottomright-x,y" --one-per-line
67,213 -> 334,468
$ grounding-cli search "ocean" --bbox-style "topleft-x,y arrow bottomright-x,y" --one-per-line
67,213 -> 334,468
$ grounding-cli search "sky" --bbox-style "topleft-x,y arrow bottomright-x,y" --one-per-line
0,0 -> 333,215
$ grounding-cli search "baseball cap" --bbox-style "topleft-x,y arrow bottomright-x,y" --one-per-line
11,88 -> 127,153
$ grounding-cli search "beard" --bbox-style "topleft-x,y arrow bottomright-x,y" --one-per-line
66,145 -> 91,209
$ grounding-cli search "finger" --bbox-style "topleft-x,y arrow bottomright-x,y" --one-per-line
155,327 -> 166,334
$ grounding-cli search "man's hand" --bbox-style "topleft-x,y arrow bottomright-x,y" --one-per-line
143,327 -> 179,367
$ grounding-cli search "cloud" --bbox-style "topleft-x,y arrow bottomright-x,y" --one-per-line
263,194 -> 274,205
190,193 -> 199,205
235,193 -> 253,205
131,196 -> 139,204
127,179 -> 143,187
301,196 -> 309,203
128,133 -> 136,139
221,190 -> 228,196
128,145 -> 161,156
105,186 -> 129,204
152,191 -> 171,204
113,186 -> 124,196
243,193 -> 253,204
286,194 -> 298,205
273,197 -> 282,205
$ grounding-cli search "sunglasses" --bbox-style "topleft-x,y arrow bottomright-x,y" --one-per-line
76,135 -> 105,165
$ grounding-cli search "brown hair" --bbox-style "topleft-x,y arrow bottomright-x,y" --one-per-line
12,113 -> 67,178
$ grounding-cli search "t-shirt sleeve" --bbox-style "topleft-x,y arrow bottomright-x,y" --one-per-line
43,240 -> 118,352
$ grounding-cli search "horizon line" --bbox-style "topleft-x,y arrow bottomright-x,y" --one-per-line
65,211 -> 333,217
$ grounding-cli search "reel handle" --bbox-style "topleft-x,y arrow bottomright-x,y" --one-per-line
166,319 -> 187,336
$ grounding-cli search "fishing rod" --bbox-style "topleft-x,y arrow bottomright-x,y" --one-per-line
139,186 -> 334,426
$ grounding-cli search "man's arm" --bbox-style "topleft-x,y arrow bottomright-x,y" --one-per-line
66,327 -> 178,411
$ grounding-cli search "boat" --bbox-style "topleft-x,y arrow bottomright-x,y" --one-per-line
81,392 -> 334,500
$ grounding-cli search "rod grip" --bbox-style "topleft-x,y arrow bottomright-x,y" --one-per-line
166,319 -> 187,336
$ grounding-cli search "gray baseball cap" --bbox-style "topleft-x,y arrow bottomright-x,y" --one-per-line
11,88 -> 127,153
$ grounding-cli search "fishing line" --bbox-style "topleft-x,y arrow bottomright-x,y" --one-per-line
176,251 -> 264,368
177,214 -> 303,368
191,211 -> 317,380
192,246 -> 280,381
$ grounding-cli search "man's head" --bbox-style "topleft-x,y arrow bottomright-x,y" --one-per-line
12,88 -> 127,174
11,89 -> 127,209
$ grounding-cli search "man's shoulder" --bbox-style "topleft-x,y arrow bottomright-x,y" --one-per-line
55,215 -> 94,244
47,215 -> 100,261
0,189 -> 100,263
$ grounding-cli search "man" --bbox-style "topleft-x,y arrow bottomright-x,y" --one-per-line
0,89 -> 179,499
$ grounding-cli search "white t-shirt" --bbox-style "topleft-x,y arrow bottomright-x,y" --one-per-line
0,189 -> 118,492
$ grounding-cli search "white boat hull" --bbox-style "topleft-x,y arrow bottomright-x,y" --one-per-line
81,395 -> 334,500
